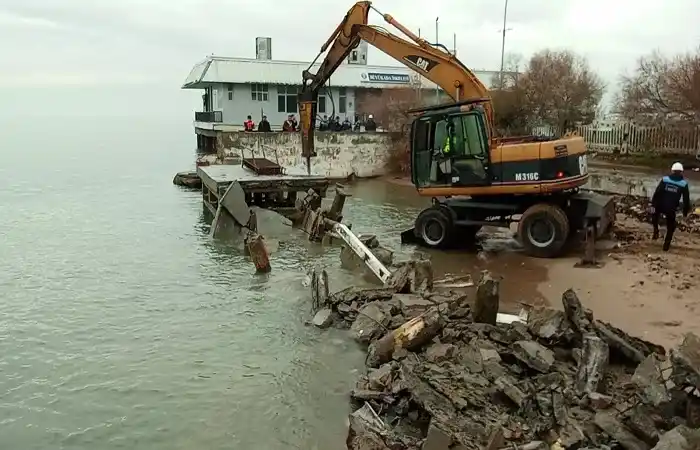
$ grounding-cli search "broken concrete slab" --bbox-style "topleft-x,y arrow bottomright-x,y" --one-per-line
422,422 -> 452,450
670,333 -> 700,390
312,308 -> 334,328
350,302 -> 390,345
651,425 -> 700,450
474,271 -> 500,325
528,308 -> 572,342
575,333 -> 609,394
512,340 -> 555,373
633,353 -> 671,406
394,293 -> 435,318
594,412 -> 650,450
387,259 -> 433,294
587,392 -> 613,410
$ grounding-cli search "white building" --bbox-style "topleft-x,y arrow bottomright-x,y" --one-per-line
182,38 -> 501,132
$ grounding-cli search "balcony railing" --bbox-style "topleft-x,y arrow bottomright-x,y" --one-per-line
195,111 -> 222,123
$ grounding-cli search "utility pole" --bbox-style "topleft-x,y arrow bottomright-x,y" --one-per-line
435,17 -> 439,104
499,0 -> 510,89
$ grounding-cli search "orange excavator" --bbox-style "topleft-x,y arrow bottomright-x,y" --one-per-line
298,1 -> 614,258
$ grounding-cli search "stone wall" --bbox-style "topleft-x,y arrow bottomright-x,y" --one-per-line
215,131 -> 396,178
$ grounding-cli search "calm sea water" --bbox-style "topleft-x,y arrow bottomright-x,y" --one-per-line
4,114 -> 687,450
0,116 -> 434,450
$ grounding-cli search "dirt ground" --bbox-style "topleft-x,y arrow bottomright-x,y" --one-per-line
537,215 -> 700,349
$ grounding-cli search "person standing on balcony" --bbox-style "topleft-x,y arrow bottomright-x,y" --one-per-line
258,115 -> 271,132
651,162 -> 691,251
243,115 -> 255,132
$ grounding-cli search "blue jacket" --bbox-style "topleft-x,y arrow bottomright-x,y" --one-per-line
652,173 -> 690,215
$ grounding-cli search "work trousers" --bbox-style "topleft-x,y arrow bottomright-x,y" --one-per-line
652,211 -> 677,249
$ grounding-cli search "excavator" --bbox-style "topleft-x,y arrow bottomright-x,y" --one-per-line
298,1 -> 614,258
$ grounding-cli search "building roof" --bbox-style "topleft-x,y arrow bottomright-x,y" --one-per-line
182,56 -> 501,90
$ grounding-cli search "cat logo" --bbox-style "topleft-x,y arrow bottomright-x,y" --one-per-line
403,55 -> 438,73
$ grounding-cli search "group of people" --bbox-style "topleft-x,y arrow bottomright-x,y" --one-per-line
244,113 -> 378,133
243,114 -> 298,132
318,114 -> 377,132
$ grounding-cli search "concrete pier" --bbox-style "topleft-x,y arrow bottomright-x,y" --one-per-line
197,164 -> 331,216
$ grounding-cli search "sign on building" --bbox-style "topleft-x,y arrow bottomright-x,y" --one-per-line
363,73 -> 411,83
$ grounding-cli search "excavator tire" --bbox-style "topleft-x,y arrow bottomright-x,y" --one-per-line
415,206 -> 455,249
517,203 -> 570,258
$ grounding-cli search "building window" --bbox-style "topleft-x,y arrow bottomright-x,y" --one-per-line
317,93 -> 326,114
339,87 -> 347,114
228,84 -> 233,101
277,85 -> 298,113
251,83 -> 269,101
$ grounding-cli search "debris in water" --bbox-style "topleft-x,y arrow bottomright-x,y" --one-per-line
311,257 -> 700,450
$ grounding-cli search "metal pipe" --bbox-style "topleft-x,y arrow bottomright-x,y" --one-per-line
499,0 -> 509,89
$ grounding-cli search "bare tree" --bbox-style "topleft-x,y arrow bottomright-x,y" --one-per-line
615,48 -> 700,125
358,87 -> 424,174
517,49 -> 605,135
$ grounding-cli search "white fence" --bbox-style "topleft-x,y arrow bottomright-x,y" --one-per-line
574,122 -> 700,156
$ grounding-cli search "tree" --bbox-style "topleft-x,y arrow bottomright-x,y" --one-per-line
517,49 -> 605,135
357,87 -> 424,174
490,53 -> 531,136
615,48 -> 700,126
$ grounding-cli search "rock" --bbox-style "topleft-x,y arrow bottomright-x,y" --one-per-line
387,259 -> 433,294
594,412 -> 650,450
173,171 -> 202,189
633,353 -> 671,406
495,376 -> 528,407
562,289 -> 593,337
350,302 -> 389,345
670,333 -> 700,390
312,308 -> 334,328
594,320 -> 665,365
422,422 -> 452,450
425,343 -> 457,362
358,233 -> 380,249
559,422 -> 586,449
651,425 -> 700,450
480,348 -> 501,363
489,323 -> 532,345
512,340 -> 555,373
528,308 -> 571,341
368,363 -> 395,390
575,333 -> 609,394
474,271 -> 500,324
395,293 -> 434,318
340,243 -> 393,271
587,392 -> 613,410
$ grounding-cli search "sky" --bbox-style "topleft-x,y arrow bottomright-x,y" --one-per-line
0,0 -> 698,117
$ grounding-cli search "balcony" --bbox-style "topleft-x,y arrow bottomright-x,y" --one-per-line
195,111 -> 222,123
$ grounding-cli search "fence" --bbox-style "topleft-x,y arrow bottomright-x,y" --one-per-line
574,122 -> 700,156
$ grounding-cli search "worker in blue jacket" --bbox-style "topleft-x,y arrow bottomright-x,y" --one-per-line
651,162 -> 691,251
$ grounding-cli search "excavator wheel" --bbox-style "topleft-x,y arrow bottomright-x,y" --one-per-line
414,206 -> 455,249
517,203 -> 570,258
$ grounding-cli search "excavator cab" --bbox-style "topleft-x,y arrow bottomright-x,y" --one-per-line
410,109 -> 491,189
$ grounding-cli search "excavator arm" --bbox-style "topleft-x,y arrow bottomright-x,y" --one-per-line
299,1 -> 494,172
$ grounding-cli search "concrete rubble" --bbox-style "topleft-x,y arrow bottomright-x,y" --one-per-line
311,259 -> 700,450
612,194 -> 699,234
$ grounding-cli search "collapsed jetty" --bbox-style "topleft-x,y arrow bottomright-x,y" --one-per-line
310,262 -> 700,450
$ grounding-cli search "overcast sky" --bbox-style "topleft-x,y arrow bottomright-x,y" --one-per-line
0,0 -> 698,116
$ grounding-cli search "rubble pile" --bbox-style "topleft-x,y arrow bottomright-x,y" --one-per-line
612,194 -> 700,234
313,265 -> 700,450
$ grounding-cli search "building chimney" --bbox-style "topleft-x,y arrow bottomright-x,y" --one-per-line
256,37 -> 272,60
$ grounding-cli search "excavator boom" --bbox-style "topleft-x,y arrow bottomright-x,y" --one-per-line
299,1 -> 493,171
